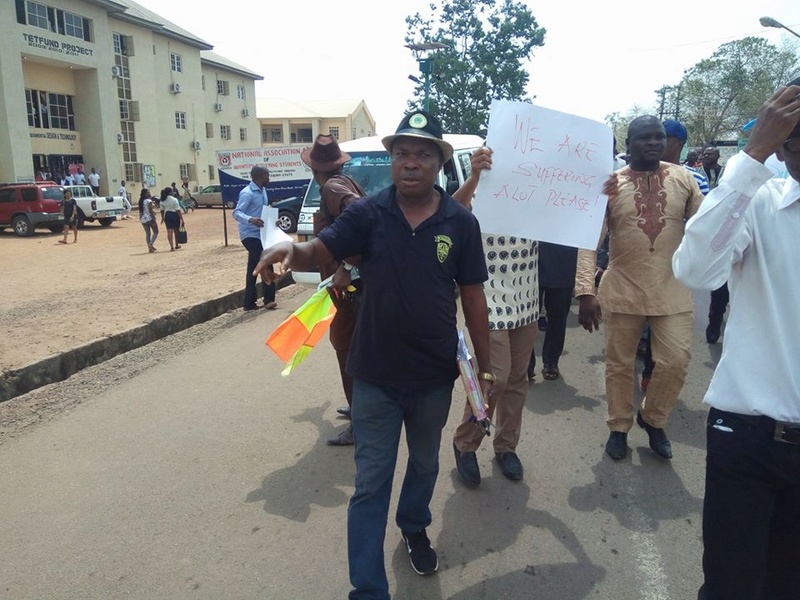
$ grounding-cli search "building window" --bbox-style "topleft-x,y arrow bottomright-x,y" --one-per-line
25,90 -> 36,127
201,75 -> 205,91
26,2 -> 50,30
121,122 -> 137,162
220,125 -> 231,140
237,85 -> 245,100
176,112 -> 186,130
205,122 -> 214,138
113,33 -> 135,57
217,80 -> 229,96
48,93 -> 73,129
209,166 -> 216,181
329,127 -> 339,139
25,89 -> 75,130
352,128 -> 356,139
63,11 -> 85,39
179,164 -> 189,180
240,128 -> 247,142
24,2 -> 92,41
170,52 -> 182,73
297,128 -> 312,143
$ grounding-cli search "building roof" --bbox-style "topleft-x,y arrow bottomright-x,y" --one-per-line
103,0 -> 214,50
255,98 -> 374,122
200,52 -> 263,81
93,1 -> 262,78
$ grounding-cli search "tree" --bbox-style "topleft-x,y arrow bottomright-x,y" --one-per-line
661,37 -> 800,147
405,0 -> 545,135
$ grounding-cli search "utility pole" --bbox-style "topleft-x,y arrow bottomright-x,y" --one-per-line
655,86 -> 668,120
406,42 -> 448,113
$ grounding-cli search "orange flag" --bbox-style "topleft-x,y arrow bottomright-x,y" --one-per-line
266,287 -> 337,376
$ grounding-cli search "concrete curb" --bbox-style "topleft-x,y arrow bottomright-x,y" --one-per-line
0,275 -> 295,403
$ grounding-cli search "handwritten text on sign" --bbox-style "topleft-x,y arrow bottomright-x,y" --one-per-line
472,100 -> 613,250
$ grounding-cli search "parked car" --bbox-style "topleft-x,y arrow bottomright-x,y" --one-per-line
63,184 -> 124,227
0,181 -> 64,236
195,184 -> 235,208
272,196 -> 303,233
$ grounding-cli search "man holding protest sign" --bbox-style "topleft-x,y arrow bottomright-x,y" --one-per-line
575,116 -> 704,461
451,146 -> 540,485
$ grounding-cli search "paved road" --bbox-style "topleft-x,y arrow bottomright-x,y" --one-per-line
0,286 -> 719,599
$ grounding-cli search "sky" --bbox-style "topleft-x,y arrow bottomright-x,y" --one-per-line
134,0 -> 800,137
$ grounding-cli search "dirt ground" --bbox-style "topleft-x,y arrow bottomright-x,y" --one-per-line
0,207 -> 288,373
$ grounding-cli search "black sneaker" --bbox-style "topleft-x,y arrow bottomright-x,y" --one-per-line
400,529 -> 438,575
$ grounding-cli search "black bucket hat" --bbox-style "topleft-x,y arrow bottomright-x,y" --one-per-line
381,110 -> 453,162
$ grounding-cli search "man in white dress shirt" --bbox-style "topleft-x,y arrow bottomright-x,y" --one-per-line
673,77 -> 800,600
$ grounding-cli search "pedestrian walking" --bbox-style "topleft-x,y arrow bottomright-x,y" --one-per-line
138,188 -> 159,252
575,115 -> 705,461
59,189 -> 78,244
233,166 -> 277,311
159,187 -> 184,251
674,77 -> 800,600
254,109 -> 492,600
300,134 -> 366,446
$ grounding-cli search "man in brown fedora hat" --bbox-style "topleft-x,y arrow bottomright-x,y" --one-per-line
301,134 -> 366,446
254,109 -> 492,599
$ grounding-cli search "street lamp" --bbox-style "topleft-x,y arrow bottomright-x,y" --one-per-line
405,42 -> 448,113
760,16 -> 800,40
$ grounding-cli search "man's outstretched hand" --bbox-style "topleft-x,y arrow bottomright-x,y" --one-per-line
254,241 -> 293,283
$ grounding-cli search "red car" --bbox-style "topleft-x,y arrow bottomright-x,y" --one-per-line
0,181 -> 64,236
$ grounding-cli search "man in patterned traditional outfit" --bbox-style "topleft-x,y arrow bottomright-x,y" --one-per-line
574,116 -> 704,461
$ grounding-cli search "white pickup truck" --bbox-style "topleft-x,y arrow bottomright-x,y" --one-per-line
64,185 -> 125,227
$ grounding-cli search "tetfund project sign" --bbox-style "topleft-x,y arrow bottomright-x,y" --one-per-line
22,33 -> 94,57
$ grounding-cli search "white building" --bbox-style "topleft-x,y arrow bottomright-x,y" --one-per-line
257,98 -> 376,146
1,0 -> 262,194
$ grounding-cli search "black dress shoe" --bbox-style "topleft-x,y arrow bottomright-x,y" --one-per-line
336,406 -> 352,420
495,452 -> 523,480
706,320 -> 722,344
637,412 -> 673,459
327,425 -> 354,446
605,431 -> 628,460
453,443 -> 481,486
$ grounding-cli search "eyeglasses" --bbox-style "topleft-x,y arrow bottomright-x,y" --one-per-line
784,138 -> 800,153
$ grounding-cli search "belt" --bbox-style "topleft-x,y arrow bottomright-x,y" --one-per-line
712,408 -> 800,445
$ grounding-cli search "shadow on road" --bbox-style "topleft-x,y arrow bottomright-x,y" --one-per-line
568,453 -> 702,533
244,402 -> 354,522
391,479 -> 605,600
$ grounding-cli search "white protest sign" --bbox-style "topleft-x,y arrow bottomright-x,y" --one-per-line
260,206 -> 292,248
473,100 -> 613,250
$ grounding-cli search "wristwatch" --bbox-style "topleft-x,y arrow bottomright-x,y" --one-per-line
477,372 -> 497,383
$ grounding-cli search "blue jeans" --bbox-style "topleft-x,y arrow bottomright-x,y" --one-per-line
348,379 -> 454,600
141,221 -> 158,247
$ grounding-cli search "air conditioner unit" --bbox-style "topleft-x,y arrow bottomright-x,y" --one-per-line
241,108 -> 250,117
214,102 -> 224,112
191,141 -> 201,150
170,82 -> 182,94
116,133 -> 125,144
111,65 -> 122,78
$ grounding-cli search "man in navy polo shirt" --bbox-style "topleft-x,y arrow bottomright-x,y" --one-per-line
255,110 -> 492,600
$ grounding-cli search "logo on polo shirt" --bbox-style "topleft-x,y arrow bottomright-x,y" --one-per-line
435,234 -> 452,263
